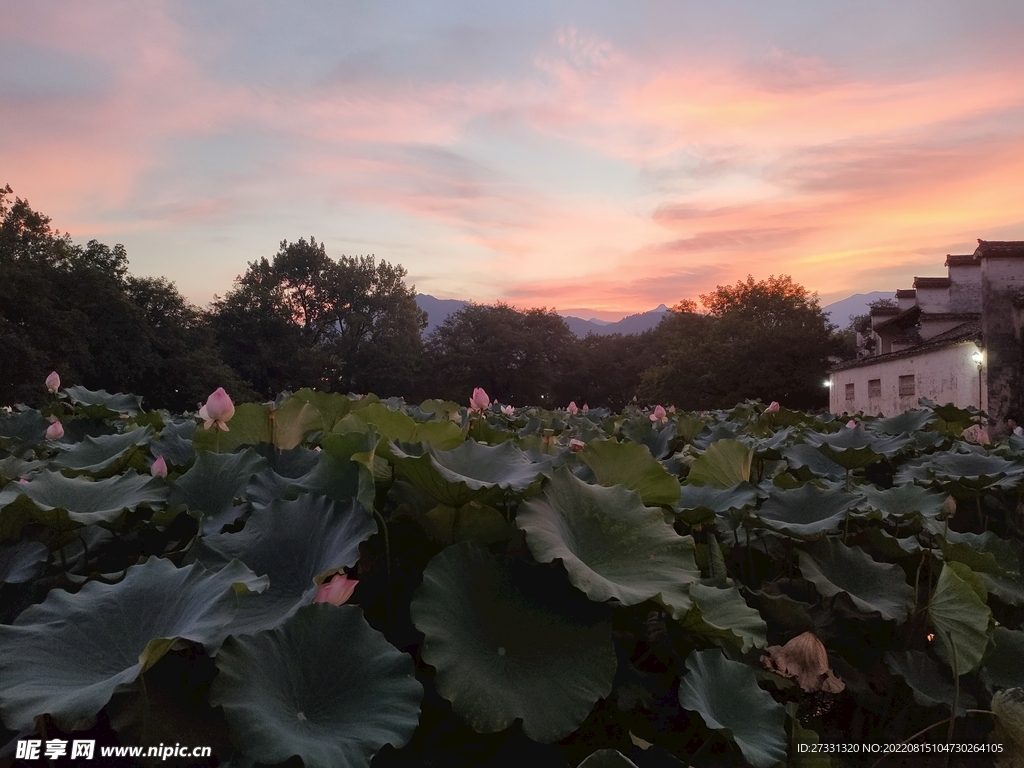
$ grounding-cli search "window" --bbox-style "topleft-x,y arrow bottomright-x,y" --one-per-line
845,383 -> 855,401
898,375 -> 915,397
868,379 -> 881,398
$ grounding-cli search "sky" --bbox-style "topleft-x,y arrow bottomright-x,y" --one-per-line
3,2 -> 1024,321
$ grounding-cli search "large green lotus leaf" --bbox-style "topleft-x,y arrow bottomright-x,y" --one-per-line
287,388 -> 354,432
50,427 -> 153,476
187,493 -> 376,636
387,439 -> 551,507
0,456 -> 47,482
798,538 -> 914,622
0,411 -> 49,445
928,562 -> 992,674
675,582 -> 768,652
927,452 -> 1024,489
336,402 -> 464,450
985,573 -> 1024,606
781,444 -> 846,481
677,649 -> 786,768
868,409 -> 936,435
884,651 -> 976,714
0,540 -> 48,583
210,605 -> 421,768
192,403 -> 272,453
938,529 -> 1021,579
168,449 -> 268,535
410,544 -> 616,743
804,427 -> 911,469
0,470 -> 167,537
517,468 -> 698,607
991,688 -> 1024,759
421,502 -> 514,547
0,557 -> 266,731
754,485 -> 857,539
577,750 -> 640,768
980,628 -> 1024,692
687,439 -> 752,488
857,484 -> 947,521
149,427 -> 195,467
268,395 -> 331,450
675,482 -> 758,527
619,418 -> 675,460
578,439 -> 681,507
64,385 -> 142,416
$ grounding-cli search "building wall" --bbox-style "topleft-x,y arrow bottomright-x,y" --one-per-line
829,342 -> 986,416
948,265 -> 982,313
981,256 -> 1024,423
915,286 -> 950,312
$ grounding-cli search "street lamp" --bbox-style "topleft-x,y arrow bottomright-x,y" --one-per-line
972,349 -> 983,411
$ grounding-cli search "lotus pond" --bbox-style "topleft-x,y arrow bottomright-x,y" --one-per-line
1,387 -> 1023,767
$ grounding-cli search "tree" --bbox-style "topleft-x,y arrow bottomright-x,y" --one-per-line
425,303 -> 578,405
209,239 -> 426,398
640,275 -> 840,410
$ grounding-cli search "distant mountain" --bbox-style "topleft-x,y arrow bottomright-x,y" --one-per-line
821,292 -> 894,328
415,294 -> 670,338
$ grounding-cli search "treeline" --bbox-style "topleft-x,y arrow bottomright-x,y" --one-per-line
1,186 -> 847,412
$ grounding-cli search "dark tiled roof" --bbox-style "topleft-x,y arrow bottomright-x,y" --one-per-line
870,306 -> 901,316
831,321 -> 981,372
975,240 -> 1024,258
895,289 -> 916,298
914,276 -> 951,289
873,305 -> 920,331
945,254 -> 979,267
920,312 -> 981,322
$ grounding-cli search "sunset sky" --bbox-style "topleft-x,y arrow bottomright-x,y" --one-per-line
4,2 -> 1024,320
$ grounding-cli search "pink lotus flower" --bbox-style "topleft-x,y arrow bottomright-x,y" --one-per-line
469,387 -> 490,414
151,456 -> 168,478
846,420 -> 857,428
45,421 -> 64,440
314,573 -> 358,606
582,404 -> 589,413
569,438 -> 585,452
766,401 -> 780,414
199,387 -> 235,431
45,371 -> 60,394
18,478 -> 29,484
501,404 -> 515,417
567,401 -> 579,415
669,405 -> 677,414
650,405 -> 668,424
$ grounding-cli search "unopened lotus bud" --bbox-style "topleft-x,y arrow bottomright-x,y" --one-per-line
151,455 -> 168,478
45,421 -> 64,440
45,371 -> 60,393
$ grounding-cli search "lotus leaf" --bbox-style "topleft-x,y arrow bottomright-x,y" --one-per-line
677,649 -> 787,768
991,688 -> 1024,758
211,605 -> 422,768
0,557 -> 266,731
578,439 -> 681,507
0,540 -> 48,583
64,385 -> 142,416
0,470 -> 167,537
334,402 -> 464,449
857,484 -> 947,521
410,544 -> 616,742
868,409 -> 936,435
50,427 -> 153,476
620,418 -> 675,459
187,493 -> 376,637
0,411 -> 49,445
980,627 -> 1024,692
687,439 -> 752,488
517,468 -> 698,608
754,485 -> 858,539
798,538 -> 915,622
780,444 -> 846,482
169,449 -> 267,535
938,529 -> 1020,578
803,427 -> 911,469
884,651 -> 976,714
387,439 -> 552,507
577,750 -> 640,768
675,482 -> 757,527
928,562 -> 992,674
674,582 -> 767,652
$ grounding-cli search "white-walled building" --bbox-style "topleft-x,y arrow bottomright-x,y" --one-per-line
829,241 -> 1024,419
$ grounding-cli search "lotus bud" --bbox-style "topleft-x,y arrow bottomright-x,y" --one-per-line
469,387 -> 490,414
766,401 -> 780,414
199,387 -> 235,431
582,404 -> 589,413
941,495 -> 957,518
669,405 -> 676,413
45,371 -> 60,393
569,438 -> 585,452
314,572 -> 358,606
501,404 -> 515,417
151,455 -> 168,478
45,421 -> 64,440
650,405 -> 668,424
846,419 -> 857,428
567,401 -> 579,415
18,478 -> 29,484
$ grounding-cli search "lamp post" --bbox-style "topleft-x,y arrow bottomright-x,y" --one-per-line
972,349 -> 983,412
